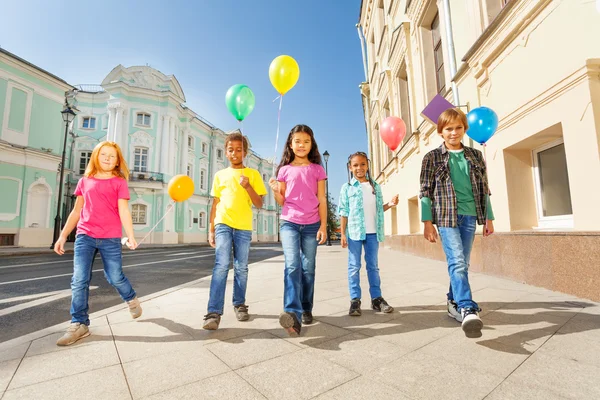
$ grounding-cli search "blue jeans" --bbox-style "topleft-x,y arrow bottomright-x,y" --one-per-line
280,220 -> 320,322
347,233 -> 382,300
207,224 -> 252,315
71,234 -> 136,325
438,215 -> 479,310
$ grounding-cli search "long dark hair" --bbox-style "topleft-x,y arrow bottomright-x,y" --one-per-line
276,124 -> 322,176
347,151 -> 376,195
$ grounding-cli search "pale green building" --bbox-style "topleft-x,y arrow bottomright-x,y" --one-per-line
0,49 -> 278,247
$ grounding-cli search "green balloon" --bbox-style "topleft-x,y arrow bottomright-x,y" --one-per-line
225,84 -> 255,122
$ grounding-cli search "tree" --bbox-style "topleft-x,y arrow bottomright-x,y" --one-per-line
326,194 -> 339,239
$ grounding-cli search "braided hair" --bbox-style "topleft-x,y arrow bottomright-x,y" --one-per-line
347,151 -> 376,195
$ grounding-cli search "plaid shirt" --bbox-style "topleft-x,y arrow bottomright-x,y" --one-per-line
338,178 -> 386,242
419,144 -> 490,227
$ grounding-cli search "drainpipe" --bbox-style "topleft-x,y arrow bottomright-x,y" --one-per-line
357,24 -> 373,159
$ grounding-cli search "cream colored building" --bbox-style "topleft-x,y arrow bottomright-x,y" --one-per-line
358,0 -> 600,301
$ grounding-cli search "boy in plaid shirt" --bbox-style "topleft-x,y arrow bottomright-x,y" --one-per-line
419,108 -> 494,336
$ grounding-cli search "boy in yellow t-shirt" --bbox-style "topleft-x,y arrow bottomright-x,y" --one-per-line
203,133 -> 267,330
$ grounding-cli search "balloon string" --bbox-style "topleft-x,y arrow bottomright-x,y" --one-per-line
137,200 -> 176,246
272,95 -> 284,176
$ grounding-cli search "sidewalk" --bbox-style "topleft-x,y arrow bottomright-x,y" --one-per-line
1,246 -> 599,399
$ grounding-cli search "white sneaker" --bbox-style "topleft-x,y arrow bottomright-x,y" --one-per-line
461,308 -> 483,334
447,300 -> 462,322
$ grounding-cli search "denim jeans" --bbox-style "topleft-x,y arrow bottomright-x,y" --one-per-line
280,220 -> 320,322
71,234 -> 136,325
438,215 -> 479,310
207,224 -> 252,315
347,233 -> 382,300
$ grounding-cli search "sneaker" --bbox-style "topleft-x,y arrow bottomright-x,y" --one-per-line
302,311 -> 314,325
371,297 -> 394,313
461,308 -> 483,334
349,298 -> 362,316
202,313 -> 221,330
56,322 -> 90,346
447,299 -> 462,322
279,312 -> 301,336
127,297 -> 142,319
234,304 -> 249,321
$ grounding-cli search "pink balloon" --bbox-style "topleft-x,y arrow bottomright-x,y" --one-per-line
380,117 -> 406,151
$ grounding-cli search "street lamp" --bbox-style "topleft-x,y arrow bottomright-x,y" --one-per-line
323,150 -> 331,246
51,102 -> 77,248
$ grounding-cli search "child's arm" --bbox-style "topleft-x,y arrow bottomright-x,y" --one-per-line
208,197 -> 219,248
268,178 -> 286,206
419,153 -> 438,243
118,199 -> 138,250
337,185 -> 349,248
54,196 -> 84,255
340,216 -> 348,248
383,194 -> 399,212
316,180 -> 327,244
240,179 -> 263,208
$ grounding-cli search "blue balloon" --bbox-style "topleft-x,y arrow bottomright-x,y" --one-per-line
466,107 -> 498,144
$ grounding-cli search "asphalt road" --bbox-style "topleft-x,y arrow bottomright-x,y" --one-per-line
0,244 -> 283,343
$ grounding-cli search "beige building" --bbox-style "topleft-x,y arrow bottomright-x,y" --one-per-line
358,0 -> 600,301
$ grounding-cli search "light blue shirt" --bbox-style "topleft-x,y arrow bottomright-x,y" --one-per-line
337,178 -> 385,242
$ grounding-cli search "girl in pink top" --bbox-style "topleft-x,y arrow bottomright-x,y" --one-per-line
53,141 -> 141,346
269,124 -> 327,336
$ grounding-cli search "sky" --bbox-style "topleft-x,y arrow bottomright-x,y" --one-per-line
0,0 -> 367,202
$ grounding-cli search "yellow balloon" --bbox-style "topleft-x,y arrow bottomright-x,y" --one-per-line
168,174 -> 194,202
269,55 -> 300,95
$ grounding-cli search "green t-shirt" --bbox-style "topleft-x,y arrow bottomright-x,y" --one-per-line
421,149 -> 494,221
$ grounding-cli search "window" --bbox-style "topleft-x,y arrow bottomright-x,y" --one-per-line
198,212 -> 206,228
397,62 -> 412,143
79,151 -> 92,174
202,142 -> 207,153
187,163 -> 193,178
136,112 -> 151,127
133,147 -> 148,172
188,136 -> 194,149
253,218 -> 257,232
217,149 -> 224,160
82,117 -> 96,129
484,0 -> 512,25
132,204 -> 147,224
262,173 -> 267,181
263,219 -> 267,233
533,140 -> 573,228
200,168 -> 206,190
431,13 -> 446,94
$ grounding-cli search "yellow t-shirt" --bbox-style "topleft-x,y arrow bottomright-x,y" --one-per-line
211,167 -> 267,231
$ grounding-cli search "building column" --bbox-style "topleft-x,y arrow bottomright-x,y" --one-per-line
113,107 -> 125,150
107,106 -> 117,141
181,129 -> 189,177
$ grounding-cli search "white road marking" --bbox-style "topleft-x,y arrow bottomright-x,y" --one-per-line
0,286 -> 98,317
0,254 -> 214,286
0,249 -> 212,270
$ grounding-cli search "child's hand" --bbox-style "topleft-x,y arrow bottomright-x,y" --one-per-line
208,230 -> 216,248
484,220 -> 495,237
316,225 -> 327,244
54,237 -> 66,255
341,234 -> 348,248
127,237 -> 138,250
239,175 -> 250,189
423,222 -> 438,243
388,194 -> 399,207
268,178 -> 279,192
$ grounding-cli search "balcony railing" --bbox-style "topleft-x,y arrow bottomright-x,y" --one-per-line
130,171 -> 165,182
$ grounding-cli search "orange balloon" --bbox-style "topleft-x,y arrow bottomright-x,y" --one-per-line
168,175 -> 194,202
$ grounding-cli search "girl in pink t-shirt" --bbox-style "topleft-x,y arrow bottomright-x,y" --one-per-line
269,124 -> 327,336
53,141 -> 141,346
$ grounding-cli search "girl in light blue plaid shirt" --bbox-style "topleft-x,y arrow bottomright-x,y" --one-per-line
338,152 -> 398,316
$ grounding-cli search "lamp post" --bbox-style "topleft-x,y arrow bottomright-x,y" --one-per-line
51,102 -> 77,248
323,150 -> 331,246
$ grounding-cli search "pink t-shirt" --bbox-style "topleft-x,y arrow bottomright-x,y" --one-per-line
74,176 -> 130,238
278,163 -> 327,225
